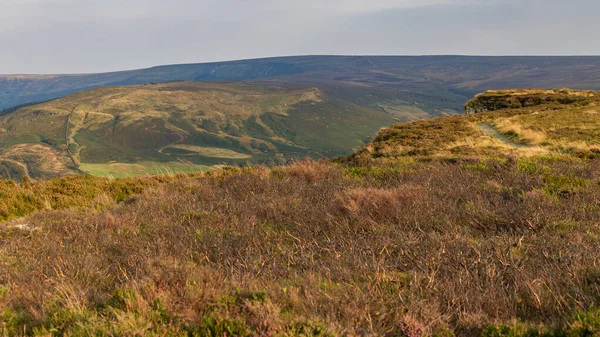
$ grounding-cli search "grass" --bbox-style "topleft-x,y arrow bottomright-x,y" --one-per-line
163,145 -> 252,159
349,89 -> 600,163
0,174 -> 183,222
482,309 -> 600,336
80,161 -> 211,178
0,82 -> 396,180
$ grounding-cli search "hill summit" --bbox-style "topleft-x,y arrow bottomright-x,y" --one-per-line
349,88 -> 600,163
464,88 -> 596,113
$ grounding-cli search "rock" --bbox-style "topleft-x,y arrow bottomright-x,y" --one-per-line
464,88 -> 591,114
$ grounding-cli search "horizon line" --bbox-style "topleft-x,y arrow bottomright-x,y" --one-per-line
2,54 -> 600,77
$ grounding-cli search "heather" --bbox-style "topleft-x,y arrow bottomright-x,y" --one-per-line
1,156 -> 599,336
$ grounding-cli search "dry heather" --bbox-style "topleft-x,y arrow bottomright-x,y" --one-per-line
0,157 -> 599,336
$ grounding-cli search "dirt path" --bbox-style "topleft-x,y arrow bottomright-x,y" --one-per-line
65,105 -> 88,174
477,123 -> 526,148
149,121 -> 186,156
65,105 -> 79,164
157,134 -> 186,156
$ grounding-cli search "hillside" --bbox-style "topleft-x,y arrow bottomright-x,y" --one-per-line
0,89 -> 599,336
0,82 -> 396,179
349,88 -> 600,163
2,55 -> 600,111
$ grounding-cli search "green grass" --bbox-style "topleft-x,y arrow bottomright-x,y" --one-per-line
80,161 -> 211,178
483,309 -> 600,337
0,174 -> 180,221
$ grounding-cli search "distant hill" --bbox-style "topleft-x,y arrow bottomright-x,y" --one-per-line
2,55 -> 600,110
0,82 -> 396,179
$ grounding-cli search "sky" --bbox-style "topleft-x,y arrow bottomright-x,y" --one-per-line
0,0 -> 598,74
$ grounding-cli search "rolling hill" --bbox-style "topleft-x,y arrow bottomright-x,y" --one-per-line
2,55 -> 600,111
3,56 -> 599,179
0,81 -> 397,179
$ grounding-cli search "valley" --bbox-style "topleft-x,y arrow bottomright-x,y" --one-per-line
0,82 -> 398,179
4,56 -> 600,180
2,0 -> 600,333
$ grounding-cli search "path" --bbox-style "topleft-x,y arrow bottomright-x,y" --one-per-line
65,105 -> 79,164
145,121 -> 187,156
477,123 -> 526,148
65,105 -> 88,174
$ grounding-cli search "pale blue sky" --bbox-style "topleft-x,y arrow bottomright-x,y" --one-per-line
0,0 -> 598,74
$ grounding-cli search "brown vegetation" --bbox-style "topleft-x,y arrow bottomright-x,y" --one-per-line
0,156 -> 599,336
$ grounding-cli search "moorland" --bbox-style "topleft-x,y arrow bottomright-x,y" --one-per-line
0,89 -> 599,336
3,56 -> 600,110
4,56 -> 600,179
0,82 -> 398,179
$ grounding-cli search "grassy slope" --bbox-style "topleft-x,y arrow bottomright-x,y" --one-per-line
0,90 -> 599,336
0,82 -> 395,179
348,89 -> 600,162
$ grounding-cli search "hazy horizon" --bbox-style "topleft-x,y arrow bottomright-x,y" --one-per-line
1,0 -> 599,74
3,54 -> 600,76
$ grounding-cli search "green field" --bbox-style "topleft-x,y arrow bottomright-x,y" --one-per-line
80,161 -> 211,178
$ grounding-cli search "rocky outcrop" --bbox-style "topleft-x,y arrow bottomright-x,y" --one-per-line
464,89 -> 594,114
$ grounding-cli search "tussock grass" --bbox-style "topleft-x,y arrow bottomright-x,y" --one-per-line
493,118 -> 548,145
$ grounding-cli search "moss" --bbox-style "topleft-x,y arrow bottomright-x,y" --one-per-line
543,175 -> 589,197
482,309 -> 600,337
462,162 -> 491,172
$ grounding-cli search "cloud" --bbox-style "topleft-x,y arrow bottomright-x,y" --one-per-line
246,0 -> 466,13
0,0 -> 471,26
0,0 -> 598,73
